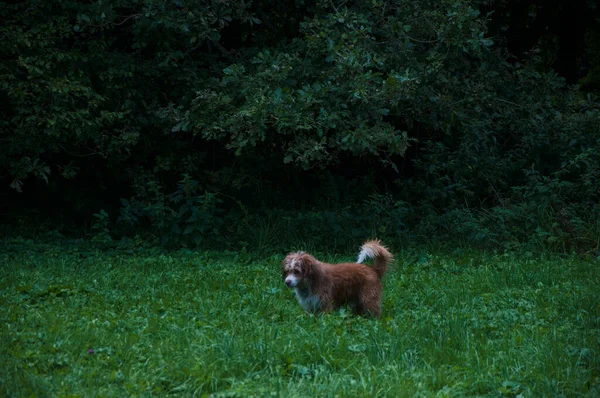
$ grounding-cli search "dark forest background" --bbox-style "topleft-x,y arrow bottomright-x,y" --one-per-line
1,0 -> 599,252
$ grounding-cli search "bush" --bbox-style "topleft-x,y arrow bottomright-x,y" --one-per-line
1,0 -> 598,253
117,175 -> 223,247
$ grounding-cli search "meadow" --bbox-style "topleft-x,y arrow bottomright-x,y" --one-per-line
1,241 -> 598,397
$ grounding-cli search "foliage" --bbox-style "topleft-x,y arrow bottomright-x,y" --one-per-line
0,0 -> 255,190
1,0 -> 599,251
91,209 -> 113,244
1,243 -> 599,395
116,174 -> 223,247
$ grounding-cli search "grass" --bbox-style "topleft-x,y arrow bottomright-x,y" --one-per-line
1,241 -> 599,397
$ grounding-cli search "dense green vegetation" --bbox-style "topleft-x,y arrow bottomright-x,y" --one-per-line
1,242 -> 598,396
1,0 -> 599,251
2,2 -> 599,396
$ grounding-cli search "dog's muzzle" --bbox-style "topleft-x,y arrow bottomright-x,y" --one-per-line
284,275 -> 298,288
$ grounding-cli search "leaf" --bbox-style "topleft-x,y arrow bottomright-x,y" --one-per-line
172,122 -> 184,132
10,179 -> 23,193
348,344 -> 366,352
292,365 -> 311,376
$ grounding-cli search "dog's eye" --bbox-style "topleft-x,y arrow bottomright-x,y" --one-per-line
293,269 -> 300,275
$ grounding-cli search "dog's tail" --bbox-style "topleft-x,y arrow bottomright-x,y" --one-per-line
356,239 -> 393,279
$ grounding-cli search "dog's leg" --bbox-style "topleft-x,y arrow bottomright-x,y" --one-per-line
319,294 -> 334,313
358,290 -> 382,317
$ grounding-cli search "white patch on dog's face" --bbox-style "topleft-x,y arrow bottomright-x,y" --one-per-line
285,274 -> 300,287
283,252 -> 306,288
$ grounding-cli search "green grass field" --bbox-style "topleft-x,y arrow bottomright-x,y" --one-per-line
1,242 -> 599,397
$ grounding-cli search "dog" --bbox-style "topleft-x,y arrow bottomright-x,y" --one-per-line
281,240 -> 393,317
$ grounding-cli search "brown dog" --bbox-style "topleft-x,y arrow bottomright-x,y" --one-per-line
282,240 -> 393,317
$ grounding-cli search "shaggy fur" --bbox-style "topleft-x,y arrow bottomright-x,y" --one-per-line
281,240 -> 393,317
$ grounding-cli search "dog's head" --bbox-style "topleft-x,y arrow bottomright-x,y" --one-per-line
282,251 -> 315,288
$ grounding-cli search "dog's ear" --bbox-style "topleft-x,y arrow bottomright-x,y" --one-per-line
300,255 -> 314,280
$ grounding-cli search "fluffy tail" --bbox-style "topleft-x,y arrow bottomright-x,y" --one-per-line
356,239 -> 393,279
